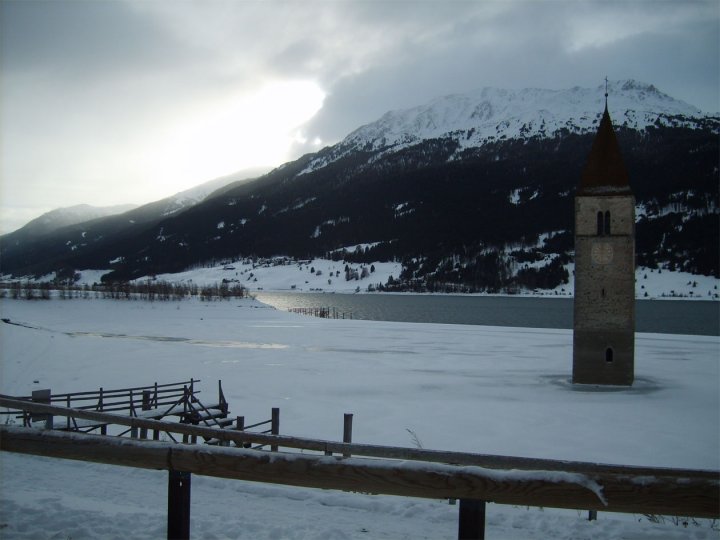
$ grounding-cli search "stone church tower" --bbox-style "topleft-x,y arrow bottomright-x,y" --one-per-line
573,102 -> 635,385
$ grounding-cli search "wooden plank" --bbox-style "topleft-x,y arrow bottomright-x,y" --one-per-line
243,419 -> 271,430
1,425 -> 718,518
13,380 -> 198,401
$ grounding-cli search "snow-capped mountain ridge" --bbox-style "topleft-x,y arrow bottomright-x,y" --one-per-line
301,80 -> 713,174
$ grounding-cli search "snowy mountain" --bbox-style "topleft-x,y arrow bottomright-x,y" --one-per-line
301,80 -> 713,174
13,203 -> 138,238
0,169 -> 268,280
1,81 -> 717,292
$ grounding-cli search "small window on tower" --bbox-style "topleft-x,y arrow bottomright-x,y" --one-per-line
596,211 -> 604,235
605,347 -> 614,363
604,211 -> 611,235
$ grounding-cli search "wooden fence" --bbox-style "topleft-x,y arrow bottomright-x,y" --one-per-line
0,397 -> 718,539
3,380 -> 232,438
288,306 -> 353,319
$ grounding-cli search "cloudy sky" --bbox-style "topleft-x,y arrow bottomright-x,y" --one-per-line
1,0 -> 717,234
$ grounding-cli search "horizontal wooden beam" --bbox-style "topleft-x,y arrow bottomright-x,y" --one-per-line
9,380 -> 197,401
1,425 -> 718,518
0,396 -> 715,480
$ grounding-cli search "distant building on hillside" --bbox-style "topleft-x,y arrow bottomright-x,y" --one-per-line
572,96 -> 635,386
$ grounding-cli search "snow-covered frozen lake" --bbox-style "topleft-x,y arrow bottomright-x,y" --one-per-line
0,297 -> 718,539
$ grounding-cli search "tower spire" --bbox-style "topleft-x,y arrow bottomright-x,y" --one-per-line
578,85 -> 630,195
604,76 -> 609,110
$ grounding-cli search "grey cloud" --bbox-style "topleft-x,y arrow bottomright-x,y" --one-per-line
295,0 -> 718,149
0,1 -> 189,80
269,38 -> 328,78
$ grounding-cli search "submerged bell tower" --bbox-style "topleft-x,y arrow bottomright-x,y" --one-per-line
573,91 -> 635,386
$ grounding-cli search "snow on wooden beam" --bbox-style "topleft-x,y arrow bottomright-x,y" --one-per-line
1,425 -> 718,518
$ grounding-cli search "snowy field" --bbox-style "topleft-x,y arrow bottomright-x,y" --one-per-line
0,297 -> 718,539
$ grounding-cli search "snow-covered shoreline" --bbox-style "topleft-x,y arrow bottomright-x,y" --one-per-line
13,259 -> 714,301
0,296 -> 718,538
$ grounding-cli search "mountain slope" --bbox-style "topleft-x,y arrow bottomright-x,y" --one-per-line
12,204 -> 138,238
0,169 -> 267,279
2,81 -> 717,291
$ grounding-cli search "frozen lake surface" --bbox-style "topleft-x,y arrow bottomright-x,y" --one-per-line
0,297 -> 718,539
256,292 -> 720,335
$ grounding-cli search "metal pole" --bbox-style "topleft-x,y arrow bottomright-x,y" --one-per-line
167,470 -> 191,540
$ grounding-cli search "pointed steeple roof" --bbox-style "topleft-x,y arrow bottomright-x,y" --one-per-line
578,105 -> 631,196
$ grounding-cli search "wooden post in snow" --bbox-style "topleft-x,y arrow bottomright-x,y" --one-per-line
98,387 -> 107,435
343,414 -> 353,458
141,391 -> 151,439
271,408 -> 280,452
235,416 -> 246,448
458,499 -> 485,540
167,470 -> 191,540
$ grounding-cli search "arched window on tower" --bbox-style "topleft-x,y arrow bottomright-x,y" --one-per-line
604,211 -> 611,235
605,347 -> 614,363
596,211 -> 604,235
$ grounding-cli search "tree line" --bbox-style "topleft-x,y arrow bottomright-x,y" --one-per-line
0,280 -> 248,302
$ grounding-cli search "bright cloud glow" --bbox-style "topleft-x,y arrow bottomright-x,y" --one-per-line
148,80 -> 325,192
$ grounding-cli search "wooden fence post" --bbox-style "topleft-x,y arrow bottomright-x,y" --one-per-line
181,386 -> 189,444
343,413 -> 353,458
127,390 -> 136,438
98,387 -> 107,435
218,381 -> 227,414
235,416 -> 246,448
458,499 -> 485,540
167,470 -> 191,540
140,391 -> 151,439
66,395 -> 71,430
271,408 -> 280,452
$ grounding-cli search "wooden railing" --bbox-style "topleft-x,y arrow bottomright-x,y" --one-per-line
0,383 -> 283,447
0,397 -> 718,539
4,380 -> 211,431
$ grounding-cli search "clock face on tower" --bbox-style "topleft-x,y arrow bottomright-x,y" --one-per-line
591,242 -> 614,265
